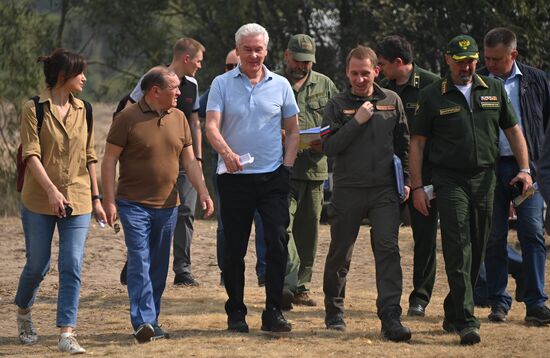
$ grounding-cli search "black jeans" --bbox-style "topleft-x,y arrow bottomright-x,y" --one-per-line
218,165 -> 290,315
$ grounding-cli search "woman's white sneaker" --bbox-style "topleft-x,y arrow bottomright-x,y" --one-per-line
16,312 -> 38,345
58,333 -> 86,354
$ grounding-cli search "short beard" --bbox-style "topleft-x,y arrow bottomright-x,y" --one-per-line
457,74 -> 473,85
288,68 -> 308,81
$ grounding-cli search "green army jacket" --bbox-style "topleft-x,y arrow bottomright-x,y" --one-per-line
380,63 -> 439,182
321,83 -> 409,188
412,73 -> 518,171
380,63 -> 440,121
277,69 -> 338,180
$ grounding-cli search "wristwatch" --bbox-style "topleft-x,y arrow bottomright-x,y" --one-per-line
519,168 -> 531,175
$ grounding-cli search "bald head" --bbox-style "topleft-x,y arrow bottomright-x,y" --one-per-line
224,49 -> 239,72
226,49 -> 239,64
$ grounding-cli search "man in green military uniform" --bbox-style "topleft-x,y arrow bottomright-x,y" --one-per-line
277,34 -> 338,309
410,35 -> 532,345
322,45 -> 411,342
376,35 -> 440,318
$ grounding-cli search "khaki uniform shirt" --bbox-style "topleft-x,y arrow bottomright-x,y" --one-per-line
277,70 -> 338,180
107,99 -> 192,208
21,90 -> 97,215
413,73 -> 518,171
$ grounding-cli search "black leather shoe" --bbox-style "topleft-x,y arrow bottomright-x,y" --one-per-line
325,314 -> 346,331
152,324 -> 170,340
381,309 -> 411,342
407,303 -> 426,317
174,273 -> 200,287
488,306 -> 507,322
525,305 -> 550,326
133,323 -> 155,343
120,261 -> 128,285
261,308 -> 292,332
227,311 -> 249,333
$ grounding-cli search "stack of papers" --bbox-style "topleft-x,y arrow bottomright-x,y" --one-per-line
217,153 -> 254,174
299,125 -> 329,149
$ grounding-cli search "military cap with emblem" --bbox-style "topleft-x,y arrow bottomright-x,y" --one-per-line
288,34 -> 316,63
446,34 -> 479,61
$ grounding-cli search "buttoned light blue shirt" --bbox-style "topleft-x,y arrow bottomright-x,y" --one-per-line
490,61 -> 523,156
207,65 -> 299,174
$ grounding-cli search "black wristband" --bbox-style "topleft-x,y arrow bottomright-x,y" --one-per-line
411,186 -> 423,192
92,194 -> 102,201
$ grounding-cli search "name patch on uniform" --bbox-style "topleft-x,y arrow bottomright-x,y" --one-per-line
406,102 -> 417,109
480,102 -> 500,109
439,106 -> 461,115
375,105 -> 396,111
480,95 -> 500,108
342,109 -> 357,115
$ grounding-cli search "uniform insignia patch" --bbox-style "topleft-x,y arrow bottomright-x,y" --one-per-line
406,102 -> 417,109
459,39 -> 470,49
439,106 -> 461,115
342,109 -> 357,115
480,96 -> 498,101
414,103 -> 420,115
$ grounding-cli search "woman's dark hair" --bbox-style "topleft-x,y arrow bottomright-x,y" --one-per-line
37,48 -> 87,88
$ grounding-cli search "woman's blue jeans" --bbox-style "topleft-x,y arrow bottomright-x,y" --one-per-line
15,205 -> 91,327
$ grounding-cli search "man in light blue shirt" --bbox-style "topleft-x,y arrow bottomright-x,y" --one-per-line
479,27 -> 550,325
205,23 -> 300,333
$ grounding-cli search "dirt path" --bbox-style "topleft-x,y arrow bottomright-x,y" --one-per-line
1,217 -> 548,357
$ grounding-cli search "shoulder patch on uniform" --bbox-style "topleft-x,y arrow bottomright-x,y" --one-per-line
476,75 -> 489,88
406,102 -> 417,109
441,79 -> 448,94
439,106 -> 461,115
375,105 -> 396,111
342,109 -> 357,115
413,74 -> 420,88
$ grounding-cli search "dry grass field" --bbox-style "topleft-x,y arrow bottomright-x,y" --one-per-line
1,103 -> 549,357
1,216 -> 550,357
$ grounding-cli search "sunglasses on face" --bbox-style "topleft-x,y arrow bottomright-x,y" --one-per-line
225,63 -> 238,71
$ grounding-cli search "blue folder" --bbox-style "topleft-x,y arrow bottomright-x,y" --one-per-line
393,155 -> 405,201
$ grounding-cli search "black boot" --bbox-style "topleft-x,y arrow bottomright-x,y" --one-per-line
381,308 -> 412,342
261,308 -> 292,332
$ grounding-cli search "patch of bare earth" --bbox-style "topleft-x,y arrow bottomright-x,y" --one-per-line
1,216 -> 549,357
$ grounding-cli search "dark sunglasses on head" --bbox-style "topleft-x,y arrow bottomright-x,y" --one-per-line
225,63 -> 238,71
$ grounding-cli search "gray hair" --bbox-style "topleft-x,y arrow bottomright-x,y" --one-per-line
235,23 -> 269,47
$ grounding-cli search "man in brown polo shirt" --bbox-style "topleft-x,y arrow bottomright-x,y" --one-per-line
101,66 -> 213,343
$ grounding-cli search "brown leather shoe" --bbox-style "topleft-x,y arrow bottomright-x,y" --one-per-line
293,292 -> 317,306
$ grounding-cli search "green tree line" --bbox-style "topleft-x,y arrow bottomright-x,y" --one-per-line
0,0 -> 548,215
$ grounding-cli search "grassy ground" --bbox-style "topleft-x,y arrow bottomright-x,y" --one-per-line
1,217 -> 549,357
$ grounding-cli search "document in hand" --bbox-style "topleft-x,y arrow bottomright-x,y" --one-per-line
217,153 -> 254,174
392,155 -> 405,201
299,125 -> 330,149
